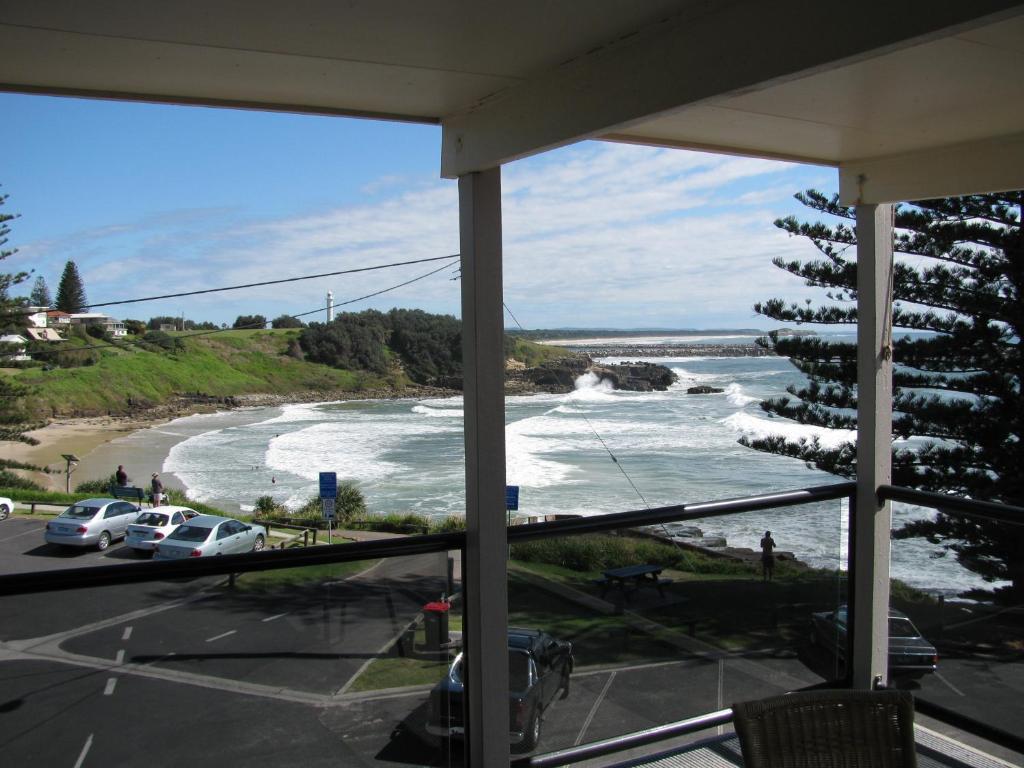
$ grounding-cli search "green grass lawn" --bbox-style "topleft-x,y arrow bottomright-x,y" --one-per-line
225,560 -> 376,592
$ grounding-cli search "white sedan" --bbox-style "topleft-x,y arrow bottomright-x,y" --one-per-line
0,496 -> 12,521
125,505 -> 201,553
154,515 -> 267,560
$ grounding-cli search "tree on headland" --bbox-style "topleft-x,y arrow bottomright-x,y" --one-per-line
0,188 -> 41,445
747,190 -> 1023,601
30,276 -> 52,307
271,314 -> 304,329
55,260 -> 88,313
233,314 -> 267,329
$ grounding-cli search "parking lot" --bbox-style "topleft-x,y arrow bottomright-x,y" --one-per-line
2,514 -> 1022,766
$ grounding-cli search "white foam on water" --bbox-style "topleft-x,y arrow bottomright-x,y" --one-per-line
412,403 -> 464,418
506,420 -> 579,488
721,411 -> 855,449
725,382 -> 760,407
265,415 -> 460,483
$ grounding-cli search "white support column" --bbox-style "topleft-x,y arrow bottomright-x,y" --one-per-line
852,203 -> 894,689
459,168 -> 510,766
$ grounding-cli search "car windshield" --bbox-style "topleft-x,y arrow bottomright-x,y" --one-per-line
889,617 -> 918,638
61,505 -> 99,520
168,525 -> 212,542
135,513 -> 168,527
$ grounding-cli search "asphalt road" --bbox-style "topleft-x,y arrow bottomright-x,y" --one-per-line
2,515 -> 1021,766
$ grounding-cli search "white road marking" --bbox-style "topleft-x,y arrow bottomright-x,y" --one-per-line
575,670 -> 616,746
122,626 -> 133,641
145,652 -> 176,666
935,671 -> 966,696
262,613 -> 288,623
115,649 -> 125,664
206,630 -> 237,643
104,678 -> 117,696
0,526 -> 46,541
72,734 -> 93,768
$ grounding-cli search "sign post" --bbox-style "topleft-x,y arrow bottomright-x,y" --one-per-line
319,472 -> 337,544
505,484 -> 520,531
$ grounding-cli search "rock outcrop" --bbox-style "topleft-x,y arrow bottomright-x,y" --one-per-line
686,385 -> 724,394
505,355 -> 676,394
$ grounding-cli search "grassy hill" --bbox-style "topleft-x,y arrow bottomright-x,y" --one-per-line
14,327 -> 569,418
16,329 -> 400,417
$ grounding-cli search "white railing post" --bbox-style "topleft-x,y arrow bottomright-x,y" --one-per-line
459,167 -> 510,765
852,202 -> 894,689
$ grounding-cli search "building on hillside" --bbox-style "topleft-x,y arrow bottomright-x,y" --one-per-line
25,327 -> 63,342
23,306 -> 50,328
46,310 -> 72,329
68,313 -> 128,337
0,334 -> 31,361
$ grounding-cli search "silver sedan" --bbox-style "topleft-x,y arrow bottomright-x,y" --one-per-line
153,515 -> 267,560
44,498 -> 142,550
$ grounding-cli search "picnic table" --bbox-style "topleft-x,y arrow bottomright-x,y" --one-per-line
594,564 -> 672,601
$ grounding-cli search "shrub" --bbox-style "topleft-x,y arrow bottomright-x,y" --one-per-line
254,495 -> 280,516
0,470 -> 45,491
75,474 -> 119,494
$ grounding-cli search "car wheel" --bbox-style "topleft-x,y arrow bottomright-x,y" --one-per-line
97,531 -> 111,551
252,534 -> 265,552
0,504 -> 10,521
519,709 -> 541,753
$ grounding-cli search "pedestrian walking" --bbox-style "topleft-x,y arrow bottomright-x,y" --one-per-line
115,465 -> 128,486
151,473 -> 165,507
760,530 -> 777,582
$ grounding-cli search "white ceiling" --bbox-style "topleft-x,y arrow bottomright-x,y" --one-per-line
2,0 -> 1023,201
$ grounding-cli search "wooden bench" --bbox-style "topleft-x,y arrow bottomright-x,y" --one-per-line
110,484 -> 146,504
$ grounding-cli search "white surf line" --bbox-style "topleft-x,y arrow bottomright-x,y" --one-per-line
575,671 -> 617,746
122,626 -> 133,641
72,734 -> 93,768
935,671 -> 966,697
206,630 -> 237,643
261,613 -> 288,623
115,649 -> 125,664
104,678 -> 118,696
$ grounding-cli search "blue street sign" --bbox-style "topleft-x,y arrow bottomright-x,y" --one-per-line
506,485 -> 519,511
319,471 -> 337,499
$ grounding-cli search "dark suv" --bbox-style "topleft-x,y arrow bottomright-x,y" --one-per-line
426,628 -> 574,752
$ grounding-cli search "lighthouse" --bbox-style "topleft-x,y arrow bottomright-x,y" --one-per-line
327,290 -> 335,322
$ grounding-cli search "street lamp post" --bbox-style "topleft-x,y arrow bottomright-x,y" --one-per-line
61,453 -> 79,494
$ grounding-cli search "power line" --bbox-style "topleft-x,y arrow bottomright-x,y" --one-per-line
83,254 -> 459,310
0,254 -> 459,323
33,260 -> 460,354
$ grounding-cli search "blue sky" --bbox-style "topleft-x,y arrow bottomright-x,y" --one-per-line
2,92 -> 836,329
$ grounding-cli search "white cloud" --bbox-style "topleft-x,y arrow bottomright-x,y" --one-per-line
20,142 -> 832,327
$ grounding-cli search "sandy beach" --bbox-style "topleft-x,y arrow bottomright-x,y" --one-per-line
0,407 -> 229,493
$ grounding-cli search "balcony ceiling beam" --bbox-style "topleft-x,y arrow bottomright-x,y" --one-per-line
839,131 -> 1024,205
440,0 -> 1023,178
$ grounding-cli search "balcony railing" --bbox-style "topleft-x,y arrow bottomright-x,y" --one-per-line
0,482 -> 1019,767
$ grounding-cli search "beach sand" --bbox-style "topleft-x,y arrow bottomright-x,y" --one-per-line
0,413 -> 206,493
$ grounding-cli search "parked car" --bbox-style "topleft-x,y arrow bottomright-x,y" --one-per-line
153,515 -> 266,559
426,628 -> 573,752
0,496 -> 12,521
44,498 -> 142,550
810,604 -> 938,678
125,505 -> 201,554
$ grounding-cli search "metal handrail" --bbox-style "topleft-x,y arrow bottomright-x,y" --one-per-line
879,485 -> 1024,523
0,529 -> 467,596
511,708 -> 734,768
507,481 -> 855,543
0,482 -> 854,596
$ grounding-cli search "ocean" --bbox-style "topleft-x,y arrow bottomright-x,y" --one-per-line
149,335 -> 995,597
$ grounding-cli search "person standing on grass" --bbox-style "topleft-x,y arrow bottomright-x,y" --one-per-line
760,530 -> 777,582
151,473 -> 165,507
115,465 -> 128,486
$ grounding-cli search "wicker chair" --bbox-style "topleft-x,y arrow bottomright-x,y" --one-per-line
731,690 -> 917,768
